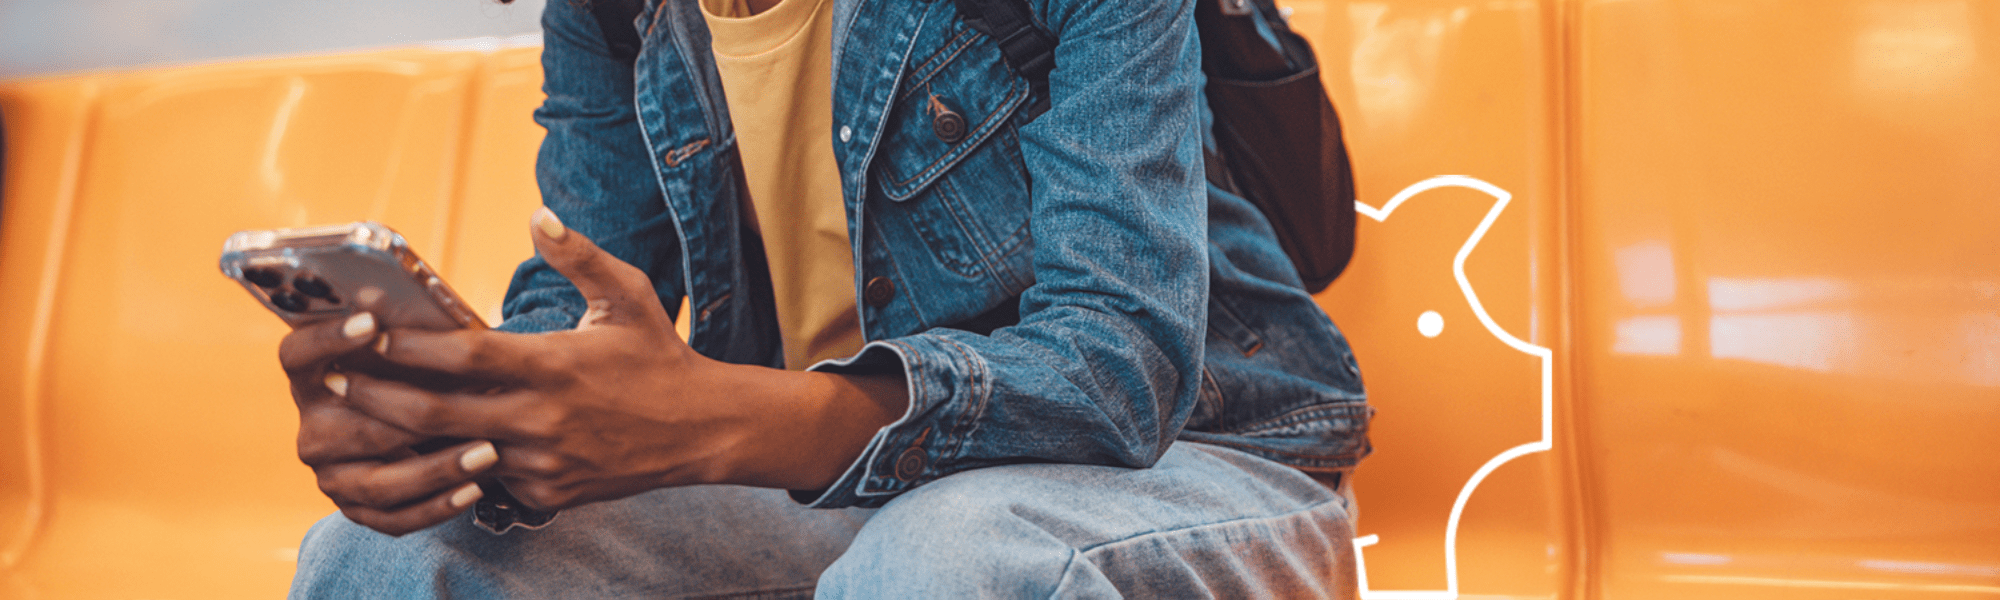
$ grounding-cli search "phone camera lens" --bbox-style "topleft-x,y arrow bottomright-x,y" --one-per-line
243,267 -> 284,289
269,291 -> 310,313
293,275 -> 338,304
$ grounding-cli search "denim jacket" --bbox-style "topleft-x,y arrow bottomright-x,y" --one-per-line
499,0 -> 1369,509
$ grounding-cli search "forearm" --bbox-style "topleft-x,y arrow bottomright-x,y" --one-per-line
708,363 -> 911,491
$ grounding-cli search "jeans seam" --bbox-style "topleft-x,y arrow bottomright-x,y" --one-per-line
1071,494 -> 1349,556
1043,547 -> 1089,600
684,584 -> 815,600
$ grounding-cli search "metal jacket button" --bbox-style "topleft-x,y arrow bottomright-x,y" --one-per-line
929,96 -> 967,143
894,447 -> 927,480
864,276 -> 896,308
933,111 -> 966,143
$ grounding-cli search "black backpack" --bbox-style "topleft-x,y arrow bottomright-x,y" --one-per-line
590,0 -> 1358,292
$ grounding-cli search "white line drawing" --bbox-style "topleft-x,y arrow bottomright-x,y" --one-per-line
1417,310 -> 1446,338
1349,175 -> 1554,600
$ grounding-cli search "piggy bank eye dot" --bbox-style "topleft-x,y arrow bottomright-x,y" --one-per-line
1418,311 -> 1444,338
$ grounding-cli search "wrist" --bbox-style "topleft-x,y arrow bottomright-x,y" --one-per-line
703,365 -> 909,491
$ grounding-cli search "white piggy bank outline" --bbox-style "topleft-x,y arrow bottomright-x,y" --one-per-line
1349,175 -> 1555,600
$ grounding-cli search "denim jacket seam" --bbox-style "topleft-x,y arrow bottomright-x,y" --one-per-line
834,0 -> 940,204
623,15 -> 707,351
1194,363 -> 1227,426
979,128 -> 1037,291
661,3 -> 729,141
881,338 -> 930,493
940,171 -> 1035,290
881,78 -> 1028,200
865,217 -> 936,329
858,334 -> 987,494
1232,404 -> 1373,435
1180,435 -> 1363,464
1208,293 -> 1268,358
821,339 -> 927,502
925,175 -> 1008,279
936,335 -> 993,467
900,27 -> 983,101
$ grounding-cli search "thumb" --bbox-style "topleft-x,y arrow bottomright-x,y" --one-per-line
531,208 -> 669,329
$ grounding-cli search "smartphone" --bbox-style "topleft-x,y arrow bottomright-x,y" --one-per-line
220,221 -> 555,534
219,221 -> 483,331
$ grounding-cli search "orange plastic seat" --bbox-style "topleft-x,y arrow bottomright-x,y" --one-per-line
1295,1 -> 2000,597
0,43 -> 547,598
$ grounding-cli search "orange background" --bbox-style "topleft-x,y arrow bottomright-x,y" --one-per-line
2,1 -> 1997,597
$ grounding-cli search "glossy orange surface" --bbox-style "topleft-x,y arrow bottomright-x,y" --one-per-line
3,1 -> 1999,597
1569,2 -> 2000,597
1297,1 -> 1571,597
0,43 -> 547,598
1300,0 -> 2000,598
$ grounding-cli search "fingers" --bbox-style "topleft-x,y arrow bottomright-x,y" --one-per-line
280,312 -> 381,379
316,440 -> 497,537
530,208 -> 670,328
369,327 -> 550,383
317,439 -> 496,508
336,371 -> 535,441
336,482 -> 484,538
296,401 -> 428,464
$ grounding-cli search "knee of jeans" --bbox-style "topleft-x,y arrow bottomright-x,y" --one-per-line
849,467 -> 1060,550
297,512 -> 385,568
292,513 -> 388,594
817,468 -> 1083,597
296,511 -> 447,574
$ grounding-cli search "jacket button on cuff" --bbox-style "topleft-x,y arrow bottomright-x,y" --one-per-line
839,125 -> 853,143
894,447 -> 927,481
932,110 -> 966,143
864,276 -> 896,307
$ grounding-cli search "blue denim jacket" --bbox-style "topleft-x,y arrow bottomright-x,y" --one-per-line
499,0 -> 1369,509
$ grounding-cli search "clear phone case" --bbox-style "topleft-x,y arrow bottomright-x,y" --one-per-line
219,222 -> 484,330
219,222 -> 555,533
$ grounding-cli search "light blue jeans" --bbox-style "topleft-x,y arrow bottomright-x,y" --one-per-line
290,442 -> 1358,599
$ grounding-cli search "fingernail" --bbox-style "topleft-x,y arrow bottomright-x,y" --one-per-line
373,332 -> 391,355
449,483 -> 484,509
533,207 -> 566,240
342,312 -> 376,341
323,372 -> 348,397
459,441 -> 498,473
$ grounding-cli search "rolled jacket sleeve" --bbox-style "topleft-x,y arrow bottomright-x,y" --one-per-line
801,0 -> 1209,508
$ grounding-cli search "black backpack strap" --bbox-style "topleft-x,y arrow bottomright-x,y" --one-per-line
590,0 -> 645,63
949,0 -> 1057,119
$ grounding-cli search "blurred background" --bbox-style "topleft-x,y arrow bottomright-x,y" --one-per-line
0,0 -> 546,78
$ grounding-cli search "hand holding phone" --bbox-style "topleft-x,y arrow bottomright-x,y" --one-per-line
225,213 -> 893,534
221,222 -> 555,534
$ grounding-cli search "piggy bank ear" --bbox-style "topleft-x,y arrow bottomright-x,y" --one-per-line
1324,176 -> 1556,595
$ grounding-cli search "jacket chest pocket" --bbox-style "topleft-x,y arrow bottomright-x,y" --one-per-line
869,21 -> 1035,284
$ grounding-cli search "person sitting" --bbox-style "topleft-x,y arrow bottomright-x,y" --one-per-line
284,0 -> 1370,596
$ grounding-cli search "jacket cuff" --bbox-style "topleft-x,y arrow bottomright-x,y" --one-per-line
791,334 -> 989,508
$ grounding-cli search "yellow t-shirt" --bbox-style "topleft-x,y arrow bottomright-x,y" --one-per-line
701,0 -> 864,369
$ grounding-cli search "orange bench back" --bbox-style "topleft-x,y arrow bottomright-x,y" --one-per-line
0,43 -> 547,598
1296,1 -> 2000,598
